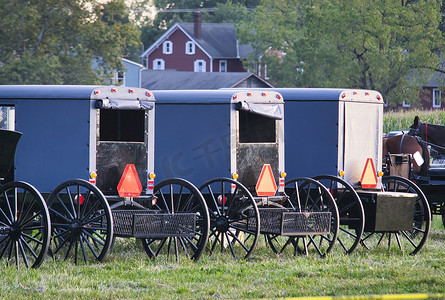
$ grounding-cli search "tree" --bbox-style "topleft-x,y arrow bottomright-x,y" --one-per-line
0,0 -> 140,85
238,0 -> 444,107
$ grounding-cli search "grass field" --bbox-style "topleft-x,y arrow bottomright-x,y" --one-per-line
1,217 -> 445,299
383,109 -> 445,133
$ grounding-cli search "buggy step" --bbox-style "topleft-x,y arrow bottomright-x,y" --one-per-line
254,208 -> 331,236
112,210 -> 196,238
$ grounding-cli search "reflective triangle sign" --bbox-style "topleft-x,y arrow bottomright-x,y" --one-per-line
117,164 -> 143,197
360,158 -> 378,189
256,164 -> 277,196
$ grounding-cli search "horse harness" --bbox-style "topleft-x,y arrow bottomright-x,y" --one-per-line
410,123 -> 445,151
399,133 -> 407,154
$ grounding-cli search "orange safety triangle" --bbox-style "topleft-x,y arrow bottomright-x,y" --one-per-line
360,158 -> 378,189
256,164 -> 277,196
117,164 -> 143,197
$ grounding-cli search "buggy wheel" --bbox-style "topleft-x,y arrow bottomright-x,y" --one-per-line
140,178 -> 210,261
266,177 -> 339,257
361,176 -> 430,255
0,181 -> 50,268
313,175 -> 364,254
46,179 -> 113,264
199,178 -> 260,260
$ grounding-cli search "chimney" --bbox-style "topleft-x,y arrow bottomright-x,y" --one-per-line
193,11 -> 202,39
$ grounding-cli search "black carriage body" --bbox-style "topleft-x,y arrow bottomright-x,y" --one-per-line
153,89 -> 285,197
415,168 -> 445,215
0,85 -> 155,196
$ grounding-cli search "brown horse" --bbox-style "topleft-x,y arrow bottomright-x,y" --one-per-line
410,116 -> 445,154
382,133 -> 429,176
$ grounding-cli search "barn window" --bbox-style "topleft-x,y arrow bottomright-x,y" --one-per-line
116,71 -> 124,85
402,100 -> 410,108
163,41 -> 173,54
185,41 -> 195,55
194,60 -> 206,72
219,60 -> 227,72
99,109 -> 145,142
239,111 -> 276,143
153,59 -> 165,70
433,88 -> 442,108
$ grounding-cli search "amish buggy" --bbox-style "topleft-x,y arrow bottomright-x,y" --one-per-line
0,85 -> 210,267
385,116 -> 445,229
261,88 -> 430,255
153,89 -> 340,259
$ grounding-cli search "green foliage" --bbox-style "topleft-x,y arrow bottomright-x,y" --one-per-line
0,0 -> 140,85
203,1 -> 254,23
238,0 -> 444,108
384,109 -> 445,133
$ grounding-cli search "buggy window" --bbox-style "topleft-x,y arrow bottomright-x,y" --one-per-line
0,106 -> 15,130
239,110 -> 276,143
99,109 -> 145,142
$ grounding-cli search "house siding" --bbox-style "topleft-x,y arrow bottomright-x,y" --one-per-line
420,87 -> 444,110
122,59 -> 143,87
149,30 -> 210,72
213,59 -> 246,72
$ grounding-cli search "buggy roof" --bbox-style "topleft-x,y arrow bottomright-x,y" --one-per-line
153,89 -> 283,104
262,88 -> 383,104
0,85 -> 154,102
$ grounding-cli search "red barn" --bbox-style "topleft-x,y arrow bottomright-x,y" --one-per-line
140,14 -> 253,74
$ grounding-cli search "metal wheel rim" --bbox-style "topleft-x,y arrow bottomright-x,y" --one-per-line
199,178 -> 260,260
46,179 -> 113,264
313,175 -> 364,254
0,181 -> 50,268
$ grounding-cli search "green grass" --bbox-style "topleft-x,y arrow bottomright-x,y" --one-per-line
384,109 -> 445,133
2,218 -> 445,299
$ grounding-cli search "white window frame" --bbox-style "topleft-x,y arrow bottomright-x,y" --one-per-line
153,59 -> 165,70
194,60 -> 206,72
219,60 -> 227,72
402,100 -> 410,108
162,41 -> 173,54
433,88 -> 442,108
0,106 -> 15,130
185,41 -> 195,55
116,71 -> 124,86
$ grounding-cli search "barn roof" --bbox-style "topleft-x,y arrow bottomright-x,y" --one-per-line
141,22 -> 255,59
141,70 -> 272,90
